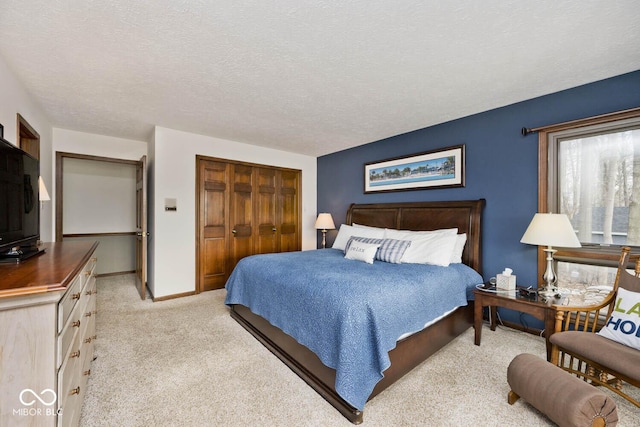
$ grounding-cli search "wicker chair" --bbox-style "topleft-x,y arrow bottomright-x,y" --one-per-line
550,246 -> 640,408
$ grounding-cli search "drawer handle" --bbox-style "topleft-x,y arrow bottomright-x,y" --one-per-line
92,334 -> 97,340
70,386 -> 80,396
85,289 -> 93,295
84,369 -> 91,376
70,350 -> 81,358
85,311 -> 92,318
91,257 -> 97,262
84,271 -> 91,276
84,337 -> 92,344
72,292 -> 81,300
72,320 -> 81,328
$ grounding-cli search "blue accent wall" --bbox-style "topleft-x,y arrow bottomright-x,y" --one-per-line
318,70 -> 640,295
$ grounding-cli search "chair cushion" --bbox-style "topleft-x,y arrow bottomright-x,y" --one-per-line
550,331 -> 640,382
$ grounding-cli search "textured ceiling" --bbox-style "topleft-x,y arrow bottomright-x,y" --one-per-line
0,1 -> 639,157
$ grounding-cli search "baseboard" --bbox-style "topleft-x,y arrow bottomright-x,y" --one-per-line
499,319 -> 544,337
152,290 -> 197,302
95,270 -> 135,278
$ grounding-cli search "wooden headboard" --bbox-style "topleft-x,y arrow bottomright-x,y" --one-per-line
346,199 -> 485,274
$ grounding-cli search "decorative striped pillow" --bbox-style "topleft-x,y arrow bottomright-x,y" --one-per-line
344,237 -> 411,264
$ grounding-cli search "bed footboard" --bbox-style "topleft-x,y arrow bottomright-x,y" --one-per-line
230,302 -> 473,424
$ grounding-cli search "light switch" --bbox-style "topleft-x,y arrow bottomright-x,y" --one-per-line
165,198 -> 177,211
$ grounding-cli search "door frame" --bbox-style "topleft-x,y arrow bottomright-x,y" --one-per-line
55,152 -> 148,298
135,155 -> 147,299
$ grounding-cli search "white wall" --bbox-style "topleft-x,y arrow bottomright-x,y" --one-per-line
150,126 -> 317,299
53,128 -> 148,159
0,55 -> 318,298
62,158 -> 137,234
0,54 -> 54,241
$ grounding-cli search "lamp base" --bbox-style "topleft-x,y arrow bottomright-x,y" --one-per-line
540,246 -> 559,296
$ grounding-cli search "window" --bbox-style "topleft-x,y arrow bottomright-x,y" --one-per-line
537,107 -> 640,291
550,118 -> 640,247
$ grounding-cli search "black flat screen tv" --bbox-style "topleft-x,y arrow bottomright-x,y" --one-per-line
0,135 -> 41,261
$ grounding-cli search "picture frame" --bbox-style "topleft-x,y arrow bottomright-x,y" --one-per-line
364,144 -> 465,193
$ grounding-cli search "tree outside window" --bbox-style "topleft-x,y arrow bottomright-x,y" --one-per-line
557,128 -> 640,246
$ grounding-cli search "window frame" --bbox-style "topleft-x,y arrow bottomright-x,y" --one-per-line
537,107 -> 640,278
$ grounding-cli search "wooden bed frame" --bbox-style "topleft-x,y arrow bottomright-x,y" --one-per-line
229,199 -> 485,424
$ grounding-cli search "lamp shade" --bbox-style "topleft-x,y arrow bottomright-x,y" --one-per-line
38,176 -> 51,202
314,213 -> 335,230
520,213 -> 581,247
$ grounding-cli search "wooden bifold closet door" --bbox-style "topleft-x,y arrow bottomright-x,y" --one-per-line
196,157 -> 301,292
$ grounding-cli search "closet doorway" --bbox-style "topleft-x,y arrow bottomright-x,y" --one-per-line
55,152 -> 148,299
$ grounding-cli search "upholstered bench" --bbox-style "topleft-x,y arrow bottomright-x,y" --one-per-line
507,353 -> 618,427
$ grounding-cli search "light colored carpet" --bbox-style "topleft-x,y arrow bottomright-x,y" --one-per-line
79,275 -> 640,426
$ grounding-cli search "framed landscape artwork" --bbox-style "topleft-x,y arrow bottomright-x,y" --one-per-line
364,144 -> 465,193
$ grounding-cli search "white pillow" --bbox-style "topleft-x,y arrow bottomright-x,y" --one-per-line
404,233 -> 458,266
597,287 -> 640,350
332,224 -> 385,251
352,223 -> 385,231
383,228 -> 458,240
449,234 -> 467,264
344,240 -> 381,264
383,228 -> 458,266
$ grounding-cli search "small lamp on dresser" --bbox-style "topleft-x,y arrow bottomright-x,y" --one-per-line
520,212 -> 581,296
314,213 -> 335,249
38,176 -> 51,207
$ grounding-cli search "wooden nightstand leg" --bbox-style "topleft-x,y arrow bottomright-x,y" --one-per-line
544,310 -> 555,361
490,306 -> 498,331
474,299 -> 482,345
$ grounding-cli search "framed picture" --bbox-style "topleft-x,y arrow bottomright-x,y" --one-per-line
364,144 -> 465,193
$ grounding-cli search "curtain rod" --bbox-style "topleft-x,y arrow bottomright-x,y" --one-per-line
521,106 -> 640,136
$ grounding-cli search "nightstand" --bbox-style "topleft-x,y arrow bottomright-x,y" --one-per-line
473,286 -> 565,360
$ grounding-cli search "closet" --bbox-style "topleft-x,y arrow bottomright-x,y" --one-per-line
196,156 -> 301,292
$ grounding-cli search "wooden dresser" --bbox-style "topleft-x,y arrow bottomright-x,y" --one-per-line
0,241 -> 98,427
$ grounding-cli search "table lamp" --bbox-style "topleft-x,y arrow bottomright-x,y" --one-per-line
520,213 -> 581,295
314,213 -> 335,249
39,176 -> 51,208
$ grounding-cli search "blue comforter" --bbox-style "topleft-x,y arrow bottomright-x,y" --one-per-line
224,249 -> 482,410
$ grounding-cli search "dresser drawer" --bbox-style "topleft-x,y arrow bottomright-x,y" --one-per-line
58,278 -> 94,366
58,325 -> 83,407
58,312 -> 82,368
57,371 -> 83,427
57,275 -> 83,333
79,257 -> 96,288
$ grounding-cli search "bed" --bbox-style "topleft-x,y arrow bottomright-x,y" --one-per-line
225,199 -> 485,424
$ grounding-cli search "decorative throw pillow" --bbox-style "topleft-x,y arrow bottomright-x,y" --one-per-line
597,287 -> 640,351
344,237 -> 411,264
332,224 -> 385,251
344,240 -> 381,264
